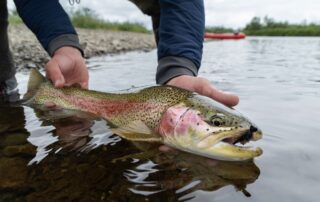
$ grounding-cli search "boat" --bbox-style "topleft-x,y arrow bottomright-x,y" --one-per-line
204,32 -> 246,40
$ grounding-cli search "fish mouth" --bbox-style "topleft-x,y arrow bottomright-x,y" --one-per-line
223,126 -> 262,145
196,126 -> 263,161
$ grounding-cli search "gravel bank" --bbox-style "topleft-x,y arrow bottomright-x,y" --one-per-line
8,25 -> 156,70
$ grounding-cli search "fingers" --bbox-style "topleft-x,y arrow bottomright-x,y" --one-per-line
80,81 -> 88,89
167,75 -> 240,107
46,47 -> 89,89
44,102 -> 56,108
195,78 -> 239,107
45,59 -> 65,88
44,101 -> 62,111
207,85 -> 239,107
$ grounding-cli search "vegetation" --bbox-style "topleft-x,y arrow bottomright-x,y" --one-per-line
8,10 -> 22,24
8,8 -> 150,33
9,9 -> 320,36
70,8 -> 149,33
242,16 -> 320,36
205,26 -> 236,33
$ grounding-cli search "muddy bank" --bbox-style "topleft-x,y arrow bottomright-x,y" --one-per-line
8,25 -> 156,70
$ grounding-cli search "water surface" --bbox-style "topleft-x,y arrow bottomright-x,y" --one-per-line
1,37 -> 320,201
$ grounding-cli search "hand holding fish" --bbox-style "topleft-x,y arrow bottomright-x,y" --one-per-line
45,47 -> 89,89
167,75 -> 239,107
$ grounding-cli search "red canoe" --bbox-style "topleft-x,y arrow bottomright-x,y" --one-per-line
204,32 -> 246,40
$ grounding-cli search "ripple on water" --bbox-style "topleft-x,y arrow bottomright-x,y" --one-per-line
1,37 -> 320,202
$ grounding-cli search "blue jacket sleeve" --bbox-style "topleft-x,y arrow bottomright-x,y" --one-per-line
14,0 -> 82,56
156,0 -> 205,84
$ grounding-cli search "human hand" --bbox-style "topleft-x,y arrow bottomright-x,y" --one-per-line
45,46 -> 89,89
167,75 -> 239,107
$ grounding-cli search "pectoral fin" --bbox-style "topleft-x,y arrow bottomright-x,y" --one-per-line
111,120 -> 162,142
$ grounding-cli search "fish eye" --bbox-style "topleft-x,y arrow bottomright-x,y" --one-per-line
210,116 -> 223,126
213,120 -> 221,126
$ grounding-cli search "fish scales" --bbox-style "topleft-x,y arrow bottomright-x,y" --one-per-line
24,69 -> 263,161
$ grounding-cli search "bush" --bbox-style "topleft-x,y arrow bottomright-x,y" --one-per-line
243,16 -> 320,36
8,7 -> 150,33
70,8 -> 149,33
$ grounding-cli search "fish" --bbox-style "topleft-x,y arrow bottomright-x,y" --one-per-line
23,68 -> 263,161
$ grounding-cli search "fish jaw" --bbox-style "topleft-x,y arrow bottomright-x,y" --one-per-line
158,105 -> 263,161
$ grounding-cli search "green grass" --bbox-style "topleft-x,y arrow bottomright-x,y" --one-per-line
242,16 -> 320,36
70,9 -> 149,33
243,26 -> 320,36
10,10 -> 320,36
8,8 -> 150,33
8,11 -> 22,24
205,26 -> 236,33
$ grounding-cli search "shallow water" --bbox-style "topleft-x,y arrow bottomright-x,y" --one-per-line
1,37 -> 320,202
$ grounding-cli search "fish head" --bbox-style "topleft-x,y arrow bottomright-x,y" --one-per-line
158,94 -> 262,161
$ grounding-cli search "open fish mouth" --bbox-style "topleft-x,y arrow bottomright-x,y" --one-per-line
195,126 -> 263,161
223,126 -> 262,145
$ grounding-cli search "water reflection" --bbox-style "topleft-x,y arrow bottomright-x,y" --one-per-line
0,104 -> 260,201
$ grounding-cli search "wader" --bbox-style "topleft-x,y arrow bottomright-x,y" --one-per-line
0,0 -> 15,82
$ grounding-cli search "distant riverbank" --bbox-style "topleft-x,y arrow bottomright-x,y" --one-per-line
8,25 -> 156,71
206,16 -> 320,37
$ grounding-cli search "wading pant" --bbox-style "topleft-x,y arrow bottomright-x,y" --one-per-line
0,0 -> 15,82
129,0 -> 160,44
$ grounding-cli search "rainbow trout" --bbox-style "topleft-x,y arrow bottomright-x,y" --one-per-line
24,69 -> 262,161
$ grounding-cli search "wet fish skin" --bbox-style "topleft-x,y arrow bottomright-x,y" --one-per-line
24,68 -> 262,161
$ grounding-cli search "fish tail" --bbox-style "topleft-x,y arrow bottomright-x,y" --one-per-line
23,68 -> 47,101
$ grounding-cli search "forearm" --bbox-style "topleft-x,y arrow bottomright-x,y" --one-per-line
14,0 -> 83,56
156,0 -> 205,84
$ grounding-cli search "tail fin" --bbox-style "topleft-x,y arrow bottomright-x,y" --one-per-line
23,68 -> 46,101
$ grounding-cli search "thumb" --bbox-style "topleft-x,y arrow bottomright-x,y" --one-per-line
45,59 -> 65,88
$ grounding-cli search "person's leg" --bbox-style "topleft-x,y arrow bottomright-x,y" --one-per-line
0,0 -> 18,99
0,0 -> 15,82
128,0 -> 160,45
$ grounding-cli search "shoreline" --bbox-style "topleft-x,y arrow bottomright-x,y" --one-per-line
8,25 -> 156,71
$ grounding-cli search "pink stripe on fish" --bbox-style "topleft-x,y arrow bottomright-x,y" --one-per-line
55,92 -> 158,118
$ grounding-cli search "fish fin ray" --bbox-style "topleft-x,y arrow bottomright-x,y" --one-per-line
23,68 -> 47,101
120,120 -> 153,134
112,121 -> 161,142
112,129 -> 161,142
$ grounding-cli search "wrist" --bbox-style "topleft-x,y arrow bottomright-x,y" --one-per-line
47,34 -> 84,57
54,46 -> 83,57
166,75 -> 192,85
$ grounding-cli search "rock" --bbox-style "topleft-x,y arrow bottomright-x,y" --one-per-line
26,62 -> 37,69
8,25 -> 156,71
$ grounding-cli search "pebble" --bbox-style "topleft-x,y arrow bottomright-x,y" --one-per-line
8,25 -> 156,70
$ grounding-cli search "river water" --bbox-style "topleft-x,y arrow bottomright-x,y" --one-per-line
1,37 -> 320,201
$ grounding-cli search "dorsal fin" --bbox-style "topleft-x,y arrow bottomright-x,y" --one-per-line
23,68 -> 47,100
